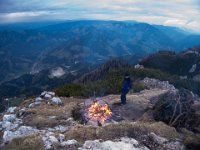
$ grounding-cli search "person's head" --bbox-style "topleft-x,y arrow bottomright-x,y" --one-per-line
124,73 -> 130,80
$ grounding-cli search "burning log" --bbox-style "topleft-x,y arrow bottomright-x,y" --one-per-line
88,101 -> 112,124
83,98 -> 113,126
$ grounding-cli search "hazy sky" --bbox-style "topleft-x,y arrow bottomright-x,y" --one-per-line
0,0 -> 200,32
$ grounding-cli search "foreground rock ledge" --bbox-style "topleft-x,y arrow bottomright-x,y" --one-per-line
0,87 -> 199,150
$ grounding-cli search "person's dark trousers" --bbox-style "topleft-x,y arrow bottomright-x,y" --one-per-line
121,91 -> 127,105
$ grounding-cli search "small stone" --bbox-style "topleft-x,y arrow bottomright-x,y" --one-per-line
49,116 -> 56,119
58,134 -> 65,142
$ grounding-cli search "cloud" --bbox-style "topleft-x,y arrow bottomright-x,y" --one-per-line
0,0 -> 199,32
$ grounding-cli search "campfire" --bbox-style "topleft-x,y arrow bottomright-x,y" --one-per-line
83,98 -> 113,125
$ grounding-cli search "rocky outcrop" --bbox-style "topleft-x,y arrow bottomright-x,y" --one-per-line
142,77 -> 176,91
28,91 -> 63,108
1,88 -> 199,150
79,137 -> 149,150
79,135 -> 185,150
42,131 -> 77,149
148,132 -> 184,150
1,114 -> 22,131
3,126 -> 39,142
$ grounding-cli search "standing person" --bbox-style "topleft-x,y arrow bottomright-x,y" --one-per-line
121,73 -> 132,105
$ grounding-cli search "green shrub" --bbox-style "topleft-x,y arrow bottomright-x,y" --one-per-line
55,67 -> 200,98
54,83 -> 87,97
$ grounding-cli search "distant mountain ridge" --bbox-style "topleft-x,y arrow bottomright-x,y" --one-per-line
0,20 -> 200,83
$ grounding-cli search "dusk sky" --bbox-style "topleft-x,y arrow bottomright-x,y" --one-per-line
0,0 -> 200,32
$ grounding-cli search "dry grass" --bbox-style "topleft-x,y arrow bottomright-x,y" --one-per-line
64,121 -> 179,143
2,134 -> 44,150
143,121 -> 179,138
24,115 -> 59,128
21,97 -> 84,129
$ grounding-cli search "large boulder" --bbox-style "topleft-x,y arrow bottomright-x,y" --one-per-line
79,137 -> 149,150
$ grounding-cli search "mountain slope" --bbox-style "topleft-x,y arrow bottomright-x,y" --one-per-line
1,20 -> 199,83
140,45 -> 200,77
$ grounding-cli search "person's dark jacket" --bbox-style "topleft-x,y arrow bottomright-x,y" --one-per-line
122,78 -> 132,93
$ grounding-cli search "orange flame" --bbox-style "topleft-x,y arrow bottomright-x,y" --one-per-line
88,101 -> 112,124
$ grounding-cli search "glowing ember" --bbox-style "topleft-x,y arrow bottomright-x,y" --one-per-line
88,101 -> 112,124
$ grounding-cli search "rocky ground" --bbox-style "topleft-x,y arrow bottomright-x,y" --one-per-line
0,78 -> 200,150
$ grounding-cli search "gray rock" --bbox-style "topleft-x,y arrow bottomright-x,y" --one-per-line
48,92 -> 55,96
142,77 -> 176,90
58,134 -> 65,143
149,132 -> 168,145
1,114 -> 22,131
7,107 -> 17,113
35,97 -> 43,102
54,125 -> 68,133
61,139 -> 77,147
134,64 -> 144,69
28,101 -> 41,108
44,94 -> 52,99
3,126 -> 39,142
43,135 -> 59,150
79,137 -> 149,150
47,128 -> 55,132
3,114 -> 16,122
51,97 -> 62,105
189,64 -> 197,73
2,121 -> 19,131
41,91 -> 55,98
149,132 -> 184,150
